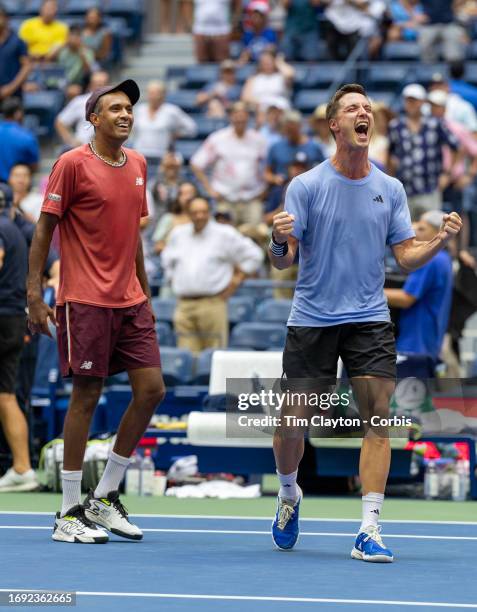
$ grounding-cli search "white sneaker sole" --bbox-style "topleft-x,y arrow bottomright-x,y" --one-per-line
84,510 -> 143,541
0,481 -> 40,493
351,547 -> 393,563
52,530 -> 109,544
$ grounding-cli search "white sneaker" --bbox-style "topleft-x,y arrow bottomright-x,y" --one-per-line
0,468 -> 39,492
83,490 -> 143,540
52,505 -> 109,543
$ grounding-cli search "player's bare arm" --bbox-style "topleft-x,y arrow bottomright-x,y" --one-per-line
392,212 -> 462,272
268,211 -> 298,270
27,212 -> 59,337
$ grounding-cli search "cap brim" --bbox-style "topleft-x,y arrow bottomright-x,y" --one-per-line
110,79 -> 140,106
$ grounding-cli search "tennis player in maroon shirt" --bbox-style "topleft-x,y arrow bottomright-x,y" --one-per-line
27,79 -> 165,543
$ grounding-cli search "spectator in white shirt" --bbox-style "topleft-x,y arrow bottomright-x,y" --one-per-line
132,80 -> 197,175
193,0 -> 242,63
54,70 -> 109,147
161,197 -> 264,352
429,74 -> 477,134
241,50 -> 294,112
191,101 -> 268,225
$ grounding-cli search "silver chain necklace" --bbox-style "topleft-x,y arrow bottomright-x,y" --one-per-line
89,140 -> 127,167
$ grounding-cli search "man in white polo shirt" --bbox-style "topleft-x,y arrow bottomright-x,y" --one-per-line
191,101 -> 268,226
161,197 -> 263,352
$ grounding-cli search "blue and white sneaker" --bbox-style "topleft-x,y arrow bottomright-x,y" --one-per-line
271,487 -> 302,550
351,525 -> 393,563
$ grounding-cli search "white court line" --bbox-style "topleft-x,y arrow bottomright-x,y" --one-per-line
0,589 -> 475,608
0,511 -> 477,526
1,525 -> 477,540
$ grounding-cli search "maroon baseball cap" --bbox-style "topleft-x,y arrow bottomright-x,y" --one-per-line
85,79 -> 140,122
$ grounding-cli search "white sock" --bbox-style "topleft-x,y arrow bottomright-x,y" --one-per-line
277,469 -> 299,501
94,451 -> 130,499
61,470 -> 82,517
360,491 -> 384,532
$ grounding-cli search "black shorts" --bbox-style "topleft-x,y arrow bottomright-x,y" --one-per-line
283,322 -> 397,386
0,315 -> 26,394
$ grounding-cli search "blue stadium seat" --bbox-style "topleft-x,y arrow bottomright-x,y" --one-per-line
228,296 -> 255,326
366,90 -> 396,109
254,298 -> 292,323
412,63 -> 448,86
175,139 -> 202,162
382,42 -> 420,61
366,63 -> 411,92
23,90 -> 65,135
155,321 -> 176,347
230,322 -> 287,350
166,90 -> 199,113
1,0 -> 27,14
234,279 -> 274,303
195,116 -> 228,139
305,64 -> 356,88
159,347 -> 194,385
294,89 -> 329,113
151,297 -> 176,324
464,62 -> 477,85
467,41 -> 477,60
193,348 -> 215,385
65,0 -> 101,13
236,64 -> 256,84
184,64 -> 219,89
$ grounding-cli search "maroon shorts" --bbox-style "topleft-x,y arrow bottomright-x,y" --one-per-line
56,300 -> 161,378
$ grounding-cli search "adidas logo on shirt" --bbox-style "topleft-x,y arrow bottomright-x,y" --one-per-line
373,195 -> 384,203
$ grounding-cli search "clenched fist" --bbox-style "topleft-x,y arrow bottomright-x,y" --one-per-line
272,211 -> 295,244
439,212 -> 462,242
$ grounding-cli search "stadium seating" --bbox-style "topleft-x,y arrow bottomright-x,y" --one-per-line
294,90 -> 330,113
159,347 -> 194,386
366,63 -> 411,92
305,64 -> 357,89
155,321 -> 176,347
151,297 -> 176,324
228,296 -> 255,327
23,90 -> 65,136
174,139 -> 202,162
254,298 -> 292,323
382,42 -> 420,61
184,65 -> 219,89
193,348 -> 215,385
195,116 -> 228,139
230,322 -> 287,350
166,91 -> 199,113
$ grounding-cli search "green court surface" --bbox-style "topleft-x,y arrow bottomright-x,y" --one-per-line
1,492 -> 475,521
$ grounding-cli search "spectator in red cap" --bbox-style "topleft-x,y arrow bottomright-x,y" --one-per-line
240,1 -> 278,63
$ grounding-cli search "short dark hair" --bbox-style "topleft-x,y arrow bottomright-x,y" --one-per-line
2,97 -> 22,118
326,84 -> 369,123
325,84 -> 369,140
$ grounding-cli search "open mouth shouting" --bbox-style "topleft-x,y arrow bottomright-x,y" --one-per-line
354,121 -> 369,141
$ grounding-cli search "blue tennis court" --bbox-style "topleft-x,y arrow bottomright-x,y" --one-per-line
2,512 -> 477,611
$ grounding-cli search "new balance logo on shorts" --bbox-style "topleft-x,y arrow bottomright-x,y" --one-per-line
373,195 -> 384,203
136,177 -> 144,186
80,361 -> 93,370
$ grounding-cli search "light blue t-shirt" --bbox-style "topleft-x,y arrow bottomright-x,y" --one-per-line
286,159 -> 415,327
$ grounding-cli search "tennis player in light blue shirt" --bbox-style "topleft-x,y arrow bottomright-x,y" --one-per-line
267,83 -> 463,562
